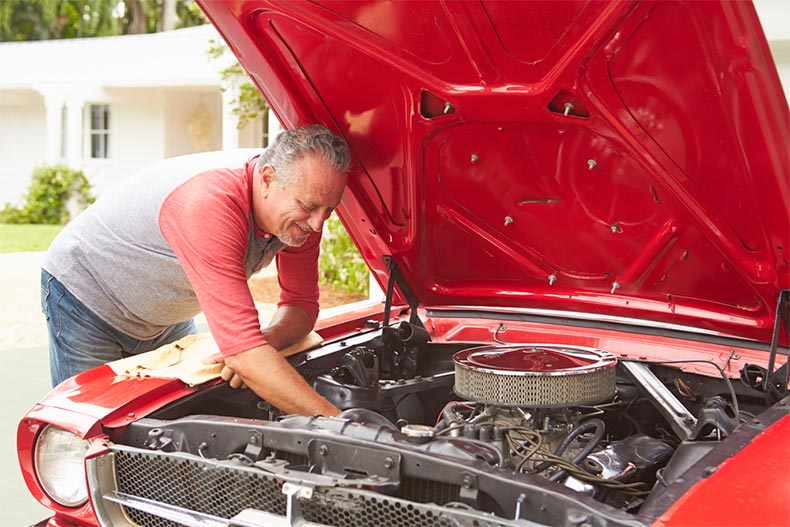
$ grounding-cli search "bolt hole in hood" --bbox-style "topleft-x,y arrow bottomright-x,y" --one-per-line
197,0 -> 789,345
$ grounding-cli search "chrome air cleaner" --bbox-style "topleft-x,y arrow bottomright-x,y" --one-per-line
453,345 -> 617,407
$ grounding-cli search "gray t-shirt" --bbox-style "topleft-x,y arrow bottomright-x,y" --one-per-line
43,152 -> 286,341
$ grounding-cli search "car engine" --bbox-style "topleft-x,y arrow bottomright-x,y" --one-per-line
108,316 -> 771,527
311,335 -> 679,512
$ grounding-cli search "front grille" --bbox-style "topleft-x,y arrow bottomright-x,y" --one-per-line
105,446 -> 507,527
114,447 -> 286,525
301,489 -> 467,527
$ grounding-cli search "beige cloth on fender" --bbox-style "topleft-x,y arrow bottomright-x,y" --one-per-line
109,331 -> 324,386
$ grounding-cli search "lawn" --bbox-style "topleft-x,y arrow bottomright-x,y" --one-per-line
0,224 -> 62,253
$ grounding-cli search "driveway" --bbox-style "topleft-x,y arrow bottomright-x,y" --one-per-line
0,252 -> 54,522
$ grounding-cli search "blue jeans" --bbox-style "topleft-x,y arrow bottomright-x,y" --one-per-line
41,269 -> 196,387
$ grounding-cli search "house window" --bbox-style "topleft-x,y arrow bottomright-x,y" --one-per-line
60,104 -> 67,159
88,104 -> 110,159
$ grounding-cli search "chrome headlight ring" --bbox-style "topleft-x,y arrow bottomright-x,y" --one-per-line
33,424 -> 91,507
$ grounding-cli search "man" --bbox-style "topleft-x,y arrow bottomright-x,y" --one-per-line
41,125 -> 349,417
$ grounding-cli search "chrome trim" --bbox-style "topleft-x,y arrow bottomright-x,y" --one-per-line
104,492 -> 237,526
86,451 -> 137,526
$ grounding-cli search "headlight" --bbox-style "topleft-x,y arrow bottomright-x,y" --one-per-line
34,424 -> 91,507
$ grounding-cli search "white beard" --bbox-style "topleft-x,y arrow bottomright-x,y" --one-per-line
276,223 -> 311,247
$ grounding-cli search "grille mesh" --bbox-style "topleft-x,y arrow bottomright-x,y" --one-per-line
302,490 -> 472,527
114,448 -> 286,526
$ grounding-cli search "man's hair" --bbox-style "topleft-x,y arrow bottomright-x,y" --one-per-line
257,125 -> 351,186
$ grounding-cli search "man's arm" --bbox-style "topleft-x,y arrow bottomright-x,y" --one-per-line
260,305 -> 313,350
215,305 -> 339,416
223,343 -> 339,417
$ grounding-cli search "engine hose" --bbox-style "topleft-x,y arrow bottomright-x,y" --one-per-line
443,403 -> 471,424
434,402 -> 475,433
548,418 -> 606,482
530,418 -> 605,475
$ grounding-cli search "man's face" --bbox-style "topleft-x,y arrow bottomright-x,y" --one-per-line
254,154 -> 347,247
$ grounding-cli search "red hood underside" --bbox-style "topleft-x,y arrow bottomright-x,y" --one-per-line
198,0 -> 790,344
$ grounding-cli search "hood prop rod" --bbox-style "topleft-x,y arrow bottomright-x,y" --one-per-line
382,256 -> 420,327
379,257 -> 428,379
764,289 -> 790,403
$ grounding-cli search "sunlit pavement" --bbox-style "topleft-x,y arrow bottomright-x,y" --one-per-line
0,252 -> 47,351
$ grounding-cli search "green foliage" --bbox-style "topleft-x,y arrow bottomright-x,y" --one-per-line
0,165 -> 95,225
1,0 -> 119,40
320,215 -> 369,296
175,0 -> 207,29
0,0 -> 206,42
207,39 -> 269,130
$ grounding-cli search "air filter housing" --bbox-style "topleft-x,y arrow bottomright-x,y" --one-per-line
453,344 -> 617,408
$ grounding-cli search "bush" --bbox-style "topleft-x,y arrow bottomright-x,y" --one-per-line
320,215 -> 369,296
0,164 -> 94,224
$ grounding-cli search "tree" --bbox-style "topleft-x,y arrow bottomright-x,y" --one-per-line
0,0 -> 120,41
124,0 -> 147,34
0,0 -> 206,42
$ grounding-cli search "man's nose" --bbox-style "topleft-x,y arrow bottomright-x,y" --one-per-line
307,210 -> 330,231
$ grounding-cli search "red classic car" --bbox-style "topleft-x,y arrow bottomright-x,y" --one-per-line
19,1 -> 789,526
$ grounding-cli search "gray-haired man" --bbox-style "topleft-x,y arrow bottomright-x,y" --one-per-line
42,125 -> 349,416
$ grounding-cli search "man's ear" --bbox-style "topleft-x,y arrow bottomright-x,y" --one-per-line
260,164 -> 275,190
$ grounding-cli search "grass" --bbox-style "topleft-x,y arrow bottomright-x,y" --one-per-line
0,224 -> 62,253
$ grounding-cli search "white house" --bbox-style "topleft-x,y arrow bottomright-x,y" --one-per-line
0,24 -> 282,206
756,0 -> 790,102
0,2 -> 787,208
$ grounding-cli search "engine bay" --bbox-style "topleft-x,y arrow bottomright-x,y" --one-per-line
113,316 -> 787,526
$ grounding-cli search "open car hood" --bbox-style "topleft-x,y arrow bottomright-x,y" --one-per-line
198,0 -> 789,344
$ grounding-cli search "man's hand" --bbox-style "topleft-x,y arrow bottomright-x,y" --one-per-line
205,353 -> 246,389
230,344 -> 339,417
201,306 -> 339,417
